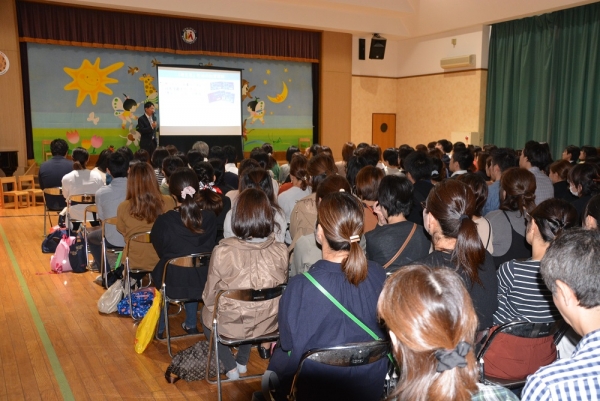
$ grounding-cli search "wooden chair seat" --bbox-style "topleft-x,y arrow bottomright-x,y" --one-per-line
1,176 -> 29,209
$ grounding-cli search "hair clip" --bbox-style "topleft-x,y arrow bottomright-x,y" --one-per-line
349,235 -> 360,243
339,188 -> 345,192
431,170 -> 439,175
181,186 -> 196,199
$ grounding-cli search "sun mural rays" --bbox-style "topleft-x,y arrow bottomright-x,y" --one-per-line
63,58 -> 124,107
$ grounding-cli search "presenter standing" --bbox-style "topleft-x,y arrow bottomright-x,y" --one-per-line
137,102 -> 157,156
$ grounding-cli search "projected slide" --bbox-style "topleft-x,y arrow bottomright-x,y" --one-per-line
157,65 -> 242,136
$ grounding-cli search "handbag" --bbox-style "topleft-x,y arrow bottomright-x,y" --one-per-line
42,227 -> 67,254
98,279 -> 124,314
117,288 -> 155,319
69,231 -> 88,273
50,235 -> 75,273
134,290 -> 162,354
164,340 -> 225,383
383,223 -> 417,268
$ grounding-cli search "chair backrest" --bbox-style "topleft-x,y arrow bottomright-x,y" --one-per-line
101,217 -> 118,238
215,286 -> 286,309
43,187 -> 62,196
289,340 -> 390,399
18,175 -> 35,190
68,194 -> 95,205
124,231 -> 151,260
477,321 -> 562,359
162,252 -> 212,286
0,176 -> 18,189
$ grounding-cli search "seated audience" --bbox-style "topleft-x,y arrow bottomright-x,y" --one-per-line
278,154 -> 311,243
486,167 -> 535,267
305,143 -> 321,159
355,166 -> 385,233
116,162 -> 175,272
474,151 -> 490,181
483,148 -> 519,215
268,191 -> 387,401
250,148 -> 280,193
223,145 -> 238,175
429,156 -> 447,185
201,188 -> 288,380
133,149 -> 150,164
548,159 -> 576,202
335,142 -> 356,176
159,155 -> 184,195
378,265 -> 518,401
151,168 -> 217,336
567,163 -> 600,223
92,148 -> 112,185
449,147 -> 474,178
39,138 -> 73,210
522,229 -> 600,400
345,154 -> 369,193
192,161 -> 231,239
279,145 -> 299,184
418,179 -> 498,331
262,143 -> 280,180
562,145 -> 580,164
382,147 -> 403,176
366,175 -> 430,270
209,158 -> 236,195
225,158 -> 260,204
583,194 -> 600,230
165,144 -> 178,155
403,151 -> 434,225
209,146 -> 238,189
186,148 -> 204,169
579,145 -> 597,162
61,147 -> 104,223
457,173 -> 494,253
519,140 -> 553,204
191,140 -> 209,160
151,147 -> 169,186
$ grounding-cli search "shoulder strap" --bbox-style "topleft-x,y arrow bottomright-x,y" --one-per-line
484,218 -> 492,249
501,210 -> 515,231
383,223 -> 417,268
303,272 -> 381,341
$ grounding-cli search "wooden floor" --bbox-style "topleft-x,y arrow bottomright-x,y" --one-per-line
0,205 -> 267,401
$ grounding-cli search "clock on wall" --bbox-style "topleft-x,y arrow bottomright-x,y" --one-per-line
0,51 -> 9,76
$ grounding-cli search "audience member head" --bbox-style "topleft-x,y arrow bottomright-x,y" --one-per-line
415,144 -> 428,153
185,149 -> 202,167
169,167 -> 204,233
192,141 -> 209,160
126,161 -> 164,223
174,151 -> 188,166
306,143 -> 321,158
430,157 -> 447,184
223,145 -> 237,165
583,194 -> 600,230
317,191 -> 367,286
521,140 -> 551,171
307,153 -> 337,194
116,146 -> 134,164
548,160 -> 573,184
151,147 -> 169,170
71,147 -> 89,170
50,138 -> 69,157
356,142 -> 370,153
450,147 -> 474,173
453,141 -> 467,153
489,148 -> 518,181
237,158 -> 261,186
318,145 -> 333,157
355,166 -> 384,201
107,151 -> 129,179
346,155 -> 369,192
427,141 -> 437,151
377,265 -> 478,401
475,151 -> 489,176
162,155 -> 185,184
341,142 -> 356,163
383,148 -> 400,167
285,146 -> 300,164
207,146 -> 223,162
436,139 -> 453,154
404,151 -> 433,183
241,167 -> 278,204
483,144 -> 498,153
376,175 -> 413,218
568,163 -> 600,198
192,161 -> 215,186
94,148 -> 113,173
289,154 -> 309,191
562,145 -> 580,163
133,149 -> 150,164
428,148 -> 443,160
371,144 -> 382,162
456,173 -> 487,217
209,159 -> 227,187
499,167 -> 536,214
424,179 -> 484,286
232,189 -> 274,240
356,146 -> 380,167
165,144 -> 178,155
194,161 -> 224,216
580,145 -> 598,161
250,148 -> 272,170
527,199 -> 577,247
315,175 -> 352,207
398,144 -> 415,169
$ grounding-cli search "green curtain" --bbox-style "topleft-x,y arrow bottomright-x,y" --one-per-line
485,2 -> 600,158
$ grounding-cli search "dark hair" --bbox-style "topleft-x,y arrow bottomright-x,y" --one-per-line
483,144 -> 498,153
549,160 -> 572,181
427,141 -> 437,150
95,148 -> 113,172
107,151 -> 129,178
430,157 -> 447,183
192,161 -> 223,215
307,143 -> 321,157
499,167 -> 537,214
426,180 -> 485,286
346,156 -> 369,192
378,175 -> 413,217
437,139 -> 453,153
185,149 -> 202,167
223,145 -> 237,164
144,101 -> 154,110
318,145 -> 333,157
165,144 -> 178,155
71,147 -> 89,170
126,162 -> 165,223
117,146 -> 134,163
564,145 -> 580,163
250,148 -> 271,169
209,158 -> 226,186
490,148 -> 518,173
415,144 -> 428,153
133,149 -> 150,164
151,147 -> 169,169
530,199 -> 578,243
169,168 -> 204,233
241,168 -> 278,205
237,158 -> 261,185
307,153 -> 337,194
456,173 -> 488,217
290,154 -> 309,191
383,148 -> 400,167
232,189 -> 274,239
568,163 -> 600,197
398,144 -> 415,162
174,151 -> 188,166
475,152 -> 489,174
371,144 -> 382,163
318,192 -> 367,286
341,142 -> 356,162
523,140 -> 552,170
286,146 -> 300,163
452,148 -> 474,171
50,139 -> 69,156
316,175 -> 352,204
581,145 -> 598,159
404,152 -> 433,182
584,194 -> 600,229
355,166 -> 384,201
541,228 -> 600,308
356,142 -> 370,152
453,142 -> 467,152
162,156 -> 185,181
209,146 -> 225,162
428,148 -> 443,160
192,141 -> 209,160
192,161 -> 215,185
355,146 -> 379,167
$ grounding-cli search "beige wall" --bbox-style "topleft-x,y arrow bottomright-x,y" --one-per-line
0,0 -> 27,167
350,70 -> 487,148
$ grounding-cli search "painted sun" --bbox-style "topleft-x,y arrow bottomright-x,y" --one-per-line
64,58 -> 124,107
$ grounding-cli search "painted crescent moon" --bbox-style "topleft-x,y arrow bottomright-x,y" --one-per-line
267,81 -> 288,103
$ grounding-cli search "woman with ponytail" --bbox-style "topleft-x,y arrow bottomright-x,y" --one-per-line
267,191 -> 387,400
61,147 -> 104,223
151,167 -> 217,336
277,154 -> 311,243
417,179 -> 498,331
192,161 -> 231,239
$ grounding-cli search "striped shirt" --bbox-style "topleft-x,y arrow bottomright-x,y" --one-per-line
522,329 -> 600,400
493,259 -> 560,325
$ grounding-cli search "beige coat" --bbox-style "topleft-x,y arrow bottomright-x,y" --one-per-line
201,235 -> 288,339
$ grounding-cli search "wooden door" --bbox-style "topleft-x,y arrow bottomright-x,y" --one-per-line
372,113 -> 396,149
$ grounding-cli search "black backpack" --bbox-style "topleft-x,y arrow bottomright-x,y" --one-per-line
68,232 -> 88,273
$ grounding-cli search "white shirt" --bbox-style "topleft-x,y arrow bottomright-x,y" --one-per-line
278,186 -> 312,243
224,163 -> 238,175
62,169 -> 104,222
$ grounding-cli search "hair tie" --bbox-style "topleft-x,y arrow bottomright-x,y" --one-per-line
459,214 -> 469,221
339,188 -> 345,192
435,341 -> 471,373
431,170 -> 439,176
349,235 -> 360,243
181,186 -> 196,199
198,181 -> 217,193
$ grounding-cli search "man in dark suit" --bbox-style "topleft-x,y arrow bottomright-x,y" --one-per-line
137,101 -> 157,156
39,138 -> 73,210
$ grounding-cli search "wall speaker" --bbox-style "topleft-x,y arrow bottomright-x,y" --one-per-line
369,34 -> 386,60
358,38 -> 365,60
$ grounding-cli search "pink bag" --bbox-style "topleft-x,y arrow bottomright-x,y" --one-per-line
50,235 -> 75,273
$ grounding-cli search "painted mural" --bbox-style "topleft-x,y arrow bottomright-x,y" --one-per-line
27,43 -> 314,163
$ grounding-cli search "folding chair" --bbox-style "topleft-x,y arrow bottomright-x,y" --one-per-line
124,231 -> 153,320
66,194 -> 95,236
206,285 -> 286,401
43,187 -> 62,235
477,320 -> 568,389
101,217 -> 124,289
159,253 -> 212,356
0,176 -> 29,209
83,204 -> 98,269
287,340 -> 390,401
17,175 -> 44,206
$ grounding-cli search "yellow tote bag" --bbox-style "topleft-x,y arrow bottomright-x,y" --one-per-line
134,290 -> 162,354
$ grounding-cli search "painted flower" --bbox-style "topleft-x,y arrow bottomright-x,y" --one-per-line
91,135 -> 103,148
66,130 -> 80,144
81,139 -> 92,149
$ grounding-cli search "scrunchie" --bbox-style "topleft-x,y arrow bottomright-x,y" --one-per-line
181,186 -> 196,199
199,181 -> 217,193
459,214 -> 469,221
435,341 -> 471,372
